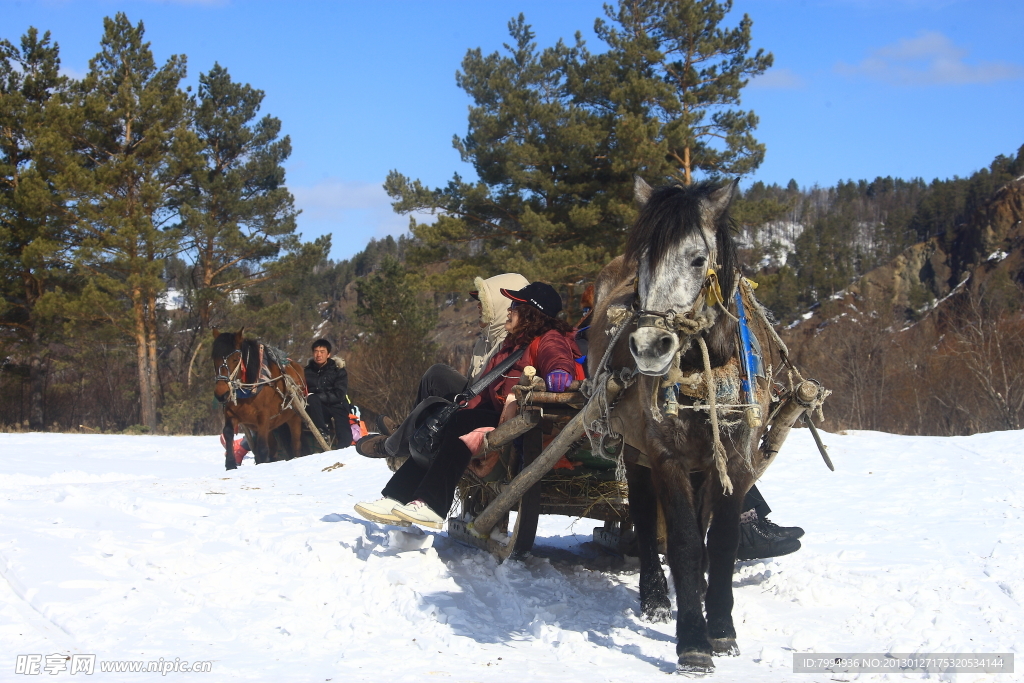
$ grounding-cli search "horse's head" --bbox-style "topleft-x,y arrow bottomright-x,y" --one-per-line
211,327 -> 250,403
626,178 -> 738,376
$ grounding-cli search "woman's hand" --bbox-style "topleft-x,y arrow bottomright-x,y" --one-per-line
498,393 -> 518,425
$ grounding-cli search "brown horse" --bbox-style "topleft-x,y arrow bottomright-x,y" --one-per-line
212,329 -> 307,470
587,179 -> 783,674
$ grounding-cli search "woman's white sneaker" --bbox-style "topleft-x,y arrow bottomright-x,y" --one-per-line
353,497 -> 410,526
392,500 -> 444,529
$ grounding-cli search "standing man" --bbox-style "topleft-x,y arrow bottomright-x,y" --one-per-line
304,339 -> 351,448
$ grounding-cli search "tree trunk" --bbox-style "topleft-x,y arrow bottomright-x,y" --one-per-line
134,293 -> 157,430
28,346 -> 45,430
146,290 -> 160,432
197,239 -> 215,332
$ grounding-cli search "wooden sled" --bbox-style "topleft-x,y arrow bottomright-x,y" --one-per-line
446,374 -> 635,562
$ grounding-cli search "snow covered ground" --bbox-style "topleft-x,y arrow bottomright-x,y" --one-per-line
1,428 -> 1021,682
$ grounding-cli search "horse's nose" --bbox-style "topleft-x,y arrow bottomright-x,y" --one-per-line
629,328 -> 678,376
629,330 -> 675,358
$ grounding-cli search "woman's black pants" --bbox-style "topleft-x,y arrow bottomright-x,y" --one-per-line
383,364 -> 468,458
381,408 -> 499,517
744,484 -> 770,518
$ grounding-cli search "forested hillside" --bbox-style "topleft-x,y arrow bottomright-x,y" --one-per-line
3,4 -> 1021,436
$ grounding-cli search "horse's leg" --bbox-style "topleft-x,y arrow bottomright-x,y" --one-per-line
625,461 -> 671,622
288,414 -> 303,458
253,418 -> 271,465
705,482 -> 745,657
223,413 -> 237,471
266,428 -> 279,462
650,454 -> 714,674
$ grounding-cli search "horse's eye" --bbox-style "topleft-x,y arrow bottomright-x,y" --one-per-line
691,256 -> 707,269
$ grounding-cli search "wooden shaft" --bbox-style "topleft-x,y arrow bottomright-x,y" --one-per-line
469,375 -> 624,537
514,390 -> 585,406
288,382 -> 331,452
760,380 -> 819,457
469,411 -> 586,537
482,410 -> 540,451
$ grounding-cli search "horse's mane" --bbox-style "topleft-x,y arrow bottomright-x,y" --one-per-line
624,180 -> 739,300
211,332 -> 237,359
239,339 -> 260,384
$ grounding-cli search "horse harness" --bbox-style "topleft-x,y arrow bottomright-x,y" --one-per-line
625,267 -> 766,413
583,267 -> 779,492
215,344 -> 307,416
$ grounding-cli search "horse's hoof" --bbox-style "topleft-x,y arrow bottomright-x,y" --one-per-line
640,605 -> 672,623
676,651 -> 714,676
224,463 -> 237,471
710,638 -> 739,656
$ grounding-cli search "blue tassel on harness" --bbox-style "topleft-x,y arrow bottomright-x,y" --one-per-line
734,290 -> 763,426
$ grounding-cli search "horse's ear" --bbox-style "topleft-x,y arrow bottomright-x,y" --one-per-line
634,175 -> 653,207
212,327 -> 220,339
234,327 -> 245,345
707,179 -> 740,215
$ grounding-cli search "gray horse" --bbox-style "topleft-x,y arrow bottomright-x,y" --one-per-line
587,178 -> 778,674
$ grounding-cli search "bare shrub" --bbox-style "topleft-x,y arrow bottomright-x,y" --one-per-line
346,337 -> 438,423
939,288 -> 1024,431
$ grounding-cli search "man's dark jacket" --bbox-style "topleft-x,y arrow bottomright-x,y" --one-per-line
304,357 -> 348,406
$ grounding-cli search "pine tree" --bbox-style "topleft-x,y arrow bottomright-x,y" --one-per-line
349,255 -> 438,417
386,16 -> 622,291
386,1 -> 772,293
59,14 -> 198,430
236,234 -> 332,356
589,0 -> 773,184
355,255 -> 437,341
176,63 -> 298,334
0,28 -> 73,428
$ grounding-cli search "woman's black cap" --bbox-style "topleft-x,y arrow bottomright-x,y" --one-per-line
499,282 -> 562,316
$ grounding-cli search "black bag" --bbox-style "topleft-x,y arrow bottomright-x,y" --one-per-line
408,347 -> 526,467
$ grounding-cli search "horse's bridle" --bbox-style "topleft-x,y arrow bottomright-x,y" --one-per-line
215,349 -> 243,383
632,267 -> 727,336
214,349 -> 249,405
214,349 -> 241,403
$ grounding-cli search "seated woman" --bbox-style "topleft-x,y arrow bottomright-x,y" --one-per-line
354,282 -> 579,529
356,272 -> 528,458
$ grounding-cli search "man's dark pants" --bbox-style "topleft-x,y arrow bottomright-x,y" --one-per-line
306,395 -> 352,448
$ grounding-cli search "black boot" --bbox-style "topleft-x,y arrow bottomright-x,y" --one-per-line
355,433 -> 389,458
737,515 -> 801,561
376,414 -> 398,437
758,516 -> 804,540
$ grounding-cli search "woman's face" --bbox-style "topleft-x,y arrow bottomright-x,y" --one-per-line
504,305 -> 519,333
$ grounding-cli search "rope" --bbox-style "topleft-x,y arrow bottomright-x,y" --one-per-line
579,307 -> 639,483
697,336 -> 733,495
740,278 -> 798,378
581,307 -> 636,400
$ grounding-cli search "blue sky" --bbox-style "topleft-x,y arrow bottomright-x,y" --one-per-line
5,0 -> 1023,261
